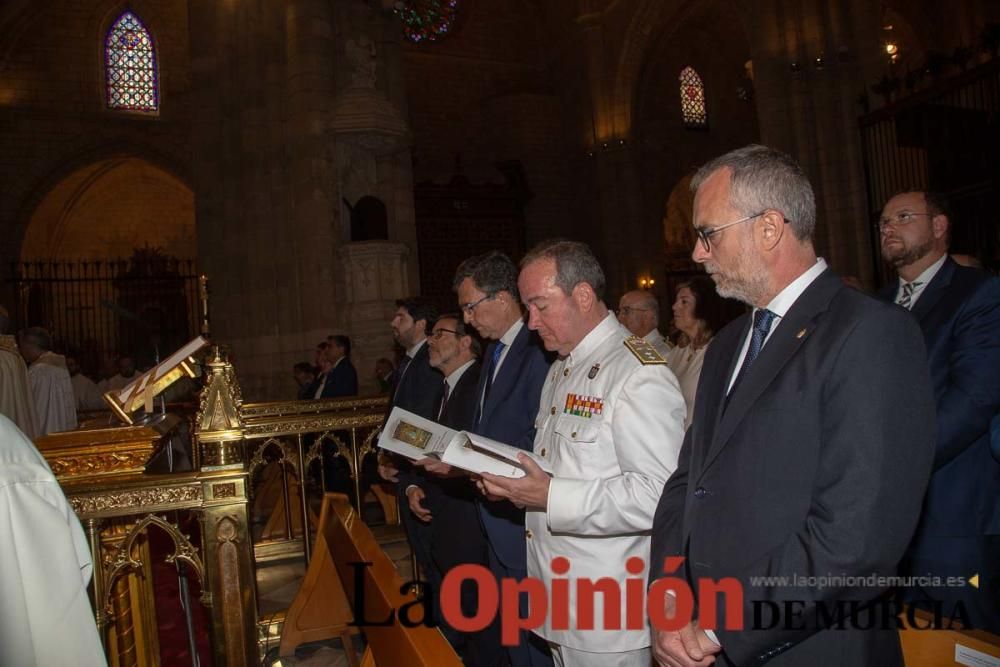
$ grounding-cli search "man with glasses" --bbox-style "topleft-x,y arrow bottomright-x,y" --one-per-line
650,145 -> 936,666
877,190 -> 1000,633
405,314 -> 499,663
617,290 -> 671,357
448,250 -> 554,667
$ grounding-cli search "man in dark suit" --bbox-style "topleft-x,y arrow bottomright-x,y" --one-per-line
877,190 -> 1000,633
452,251 -> 553,667
407,314 -> 498,665
385,297 -> 442,418
377,297 -> 443,599
650,145 -> 936,666
321,334 -> 358,397
304,341 -> 331,399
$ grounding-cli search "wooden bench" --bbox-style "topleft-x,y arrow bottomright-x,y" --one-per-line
280,493 -> 461,666
900,608 -> 1000,666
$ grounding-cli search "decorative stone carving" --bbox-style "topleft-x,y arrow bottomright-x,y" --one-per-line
345,37 -> 377,89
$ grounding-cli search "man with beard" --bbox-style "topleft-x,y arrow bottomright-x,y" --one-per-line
650,145 -> 936,666
406,314 -> 498,664
378,297 -> 443,597
877,190 -> 1000,633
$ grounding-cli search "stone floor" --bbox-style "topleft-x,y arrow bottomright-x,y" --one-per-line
256,502 -> 413,666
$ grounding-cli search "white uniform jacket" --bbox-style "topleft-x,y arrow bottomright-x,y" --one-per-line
526,313 -> 686,652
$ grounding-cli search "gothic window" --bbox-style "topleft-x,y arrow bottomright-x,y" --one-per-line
395,0 -> 459,43
679,66 -> 707,128
105,11 -> 158,112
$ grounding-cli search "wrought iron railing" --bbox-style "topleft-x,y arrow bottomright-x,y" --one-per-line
6,256 -> 200,374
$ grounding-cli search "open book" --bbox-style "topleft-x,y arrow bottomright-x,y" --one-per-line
378,407 -> 553,479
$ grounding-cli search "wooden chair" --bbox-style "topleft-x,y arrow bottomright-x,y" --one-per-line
280,493 -> 461,666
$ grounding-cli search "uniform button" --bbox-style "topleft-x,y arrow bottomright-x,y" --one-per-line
540,448 -> 547,457
571,432 -> 577,438
563,368 -> 570,376
694,486 -> 708,499
550,407 -> 556,415
525,529 -> 533,539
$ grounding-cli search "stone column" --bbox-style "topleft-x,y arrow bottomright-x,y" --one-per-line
335,241 -> 411,394
190,0 -> 342,399
746,0 -> 885,284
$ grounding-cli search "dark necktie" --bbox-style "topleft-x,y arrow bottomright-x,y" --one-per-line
729,308 -> 777,394
897,281 -> 922,309
483,341 -> 506,401
392,354 -> 412,400
475,341 -> 506,427
437,379 -> 450,421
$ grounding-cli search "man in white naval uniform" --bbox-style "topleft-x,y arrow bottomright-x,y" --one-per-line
480,240 -> 686,667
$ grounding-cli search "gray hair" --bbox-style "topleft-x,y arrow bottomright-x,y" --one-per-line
452,251 -> 520,301
521,239 -> 606,301
691,144 -> 816,241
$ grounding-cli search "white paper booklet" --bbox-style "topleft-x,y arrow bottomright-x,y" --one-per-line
379,407 -> 553,478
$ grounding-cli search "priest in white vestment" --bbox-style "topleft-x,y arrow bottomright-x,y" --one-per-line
0,414 -> 106,666
0,330 -> 37,439
67,355 -> 107,412
18,327 -> 78,436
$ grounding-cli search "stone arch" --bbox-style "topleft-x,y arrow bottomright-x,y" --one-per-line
6,138 -> 192,263
19,157 -> 194,261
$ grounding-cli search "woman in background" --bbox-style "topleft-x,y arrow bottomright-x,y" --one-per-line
666,275 -> 730,428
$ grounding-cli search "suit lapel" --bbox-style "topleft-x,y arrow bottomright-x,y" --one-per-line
701,269 -> 841,474
697,317 -> 748,466
477,325 -> 528,424
909,257 -> 955,323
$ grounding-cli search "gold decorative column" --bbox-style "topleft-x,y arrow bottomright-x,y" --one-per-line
193,347 -> 259,665
195,347 -> 245,470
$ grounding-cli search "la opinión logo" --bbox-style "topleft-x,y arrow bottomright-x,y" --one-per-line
348,556 -> 743,644
349,556 -> 975,639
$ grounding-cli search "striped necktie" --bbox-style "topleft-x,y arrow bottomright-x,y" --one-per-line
897,281 -> 922,309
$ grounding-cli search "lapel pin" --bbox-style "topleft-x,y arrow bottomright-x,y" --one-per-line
588,363 -> 601,379
796,328 -> 807,339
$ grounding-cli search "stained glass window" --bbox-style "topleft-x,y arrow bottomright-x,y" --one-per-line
395,0 -> 459,43
105,11 -> 158,112
679,66 -> 707,128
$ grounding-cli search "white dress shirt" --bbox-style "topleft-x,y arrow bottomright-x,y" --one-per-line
893,252 -> 946,309
727,258 -> 828,393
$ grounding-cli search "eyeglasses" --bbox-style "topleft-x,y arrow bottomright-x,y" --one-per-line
876,211 -> 932,232
618,306 -> 652,316
429,328 -> 460,340
460,294 -> 495,314
695,211 -> 768,253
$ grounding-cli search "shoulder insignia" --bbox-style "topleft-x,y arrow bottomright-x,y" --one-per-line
624,336 -> 668,365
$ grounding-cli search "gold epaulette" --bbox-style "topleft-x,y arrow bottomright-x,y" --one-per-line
624,336 -> 667,365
